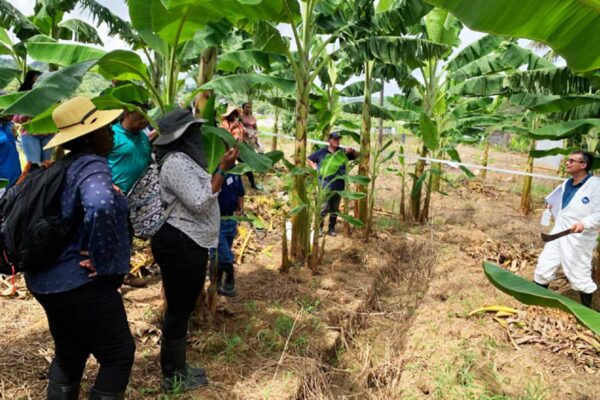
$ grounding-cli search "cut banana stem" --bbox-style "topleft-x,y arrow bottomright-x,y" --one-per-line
468,305 -> 518,317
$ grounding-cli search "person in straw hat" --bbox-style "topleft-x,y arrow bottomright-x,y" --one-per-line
151,108 -> 238,392
26,97 -> 135,400
220,105 -> 260,190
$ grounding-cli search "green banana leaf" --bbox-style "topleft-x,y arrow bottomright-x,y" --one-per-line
483,262 -> 600,336
57,18 -> 103,45
446,34 -> 503,71
424,0 -> 600,73
340,80 -> 383,97
338,212 -> 365,228
0,92 -> 25,110
342,101 -> 419,122
530,119 -> 600,140
199,73 -> 295,95
96,50 -> 150,83
202,128 -> 227,174
217,50 -> 286,73
0,67 -> 20,89
128,0 -> 168,56
25,41 -> 105,66
419,114 -> 439,151
506,67 -> 595,95
530,147 -> 575,158
451,75 -> 505,97
320,150 -> 348,179
3,59 -> 97,117
343,36 -> 449,69
424,7 -> 461,49
237,142 -> 274,173
509,94 -> 600,114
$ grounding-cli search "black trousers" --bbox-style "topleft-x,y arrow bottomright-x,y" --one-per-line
151,223 -> 208,340
33,276 -> 135,393
321,192 -> 341,231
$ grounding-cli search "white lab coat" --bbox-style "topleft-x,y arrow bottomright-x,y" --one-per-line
534,176 -> 600,293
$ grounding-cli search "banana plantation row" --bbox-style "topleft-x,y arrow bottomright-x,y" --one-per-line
1,0 -> 599,269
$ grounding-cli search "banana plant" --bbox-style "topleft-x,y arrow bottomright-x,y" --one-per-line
424,0 -> 600,73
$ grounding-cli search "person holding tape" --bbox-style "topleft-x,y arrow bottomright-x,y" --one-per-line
534,150 -> 600,308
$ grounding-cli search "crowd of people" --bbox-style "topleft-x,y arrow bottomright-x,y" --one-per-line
0,83 -> 360,398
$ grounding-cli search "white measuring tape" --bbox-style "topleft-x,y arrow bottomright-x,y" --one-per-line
248,129 -> 567,182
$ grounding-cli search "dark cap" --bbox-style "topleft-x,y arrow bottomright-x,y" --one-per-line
154,108 -> 206,146
328,131 -> 341,139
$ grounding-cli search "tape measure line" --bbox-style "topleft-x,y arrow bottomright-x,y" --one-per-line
248,129 -> 566,182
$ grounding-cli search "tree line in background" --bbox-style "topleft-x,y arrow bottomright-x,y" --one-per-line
1,0 -> 599,271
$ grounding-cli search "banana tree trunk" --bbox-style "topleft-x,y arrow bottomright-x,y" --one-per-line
519,140 -> 536,216
195,46 -> 218,120
420,170 -> 433,223
410,146 -> 428,220
357,61 -> 373,226
291,82 -> 310,261
272,106 -> 279,152
480,135 -> 490,180
378,77 -> 384,148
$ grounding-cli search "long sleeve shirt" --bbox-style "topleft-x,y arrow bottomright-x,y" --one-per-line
0,121 -> 21,187
25,155 -> 131,294
160,152 -> 220,248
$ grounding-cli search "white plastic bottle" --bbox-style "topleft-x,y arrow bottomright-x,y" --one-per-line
541,209 -> 552,226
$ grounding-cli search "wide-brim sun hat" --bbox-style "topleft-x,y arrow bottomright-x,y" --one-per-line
44,96 -> 122,149
154,108 -> 206,146
221,105 -> 241,118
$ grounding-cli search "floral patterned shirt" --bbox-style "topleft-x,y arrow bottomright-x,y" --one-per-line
160,152 -> 220,248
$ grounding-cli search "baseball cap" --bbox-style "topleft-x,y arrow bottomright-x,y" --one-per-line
328,131 -> 341,139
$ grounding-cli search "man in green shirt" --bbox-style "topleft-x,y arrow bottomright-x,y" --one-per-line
108,108 -> 153,194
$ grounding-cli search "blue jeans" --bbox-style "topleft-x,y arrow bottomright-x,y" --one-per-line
211,219 -> 238,265
21,134 -> 54,163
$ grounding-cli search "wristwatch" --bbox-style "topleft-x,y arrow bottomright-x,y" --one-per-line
216,167 -> 227,177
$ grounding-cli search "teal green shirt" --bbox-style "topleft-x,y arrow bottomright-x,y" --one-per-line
107,123 -> 152,193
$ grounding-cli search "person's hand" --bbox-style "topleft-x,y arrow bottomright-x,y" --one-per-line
79,251 -> 97,278
112,184 -> 123,196
345,147 -> 355,154
220,147 -> 239,170
571,222 -> 585,233
147,129 -> 158,141
546,204 -> 553,210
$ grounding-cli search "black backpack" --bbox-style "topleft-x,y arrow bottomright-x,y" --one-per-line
0,155 -> 81,275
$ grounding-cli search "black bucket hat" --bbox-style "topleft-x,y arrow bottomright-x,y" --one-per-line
154,108 -> 206,146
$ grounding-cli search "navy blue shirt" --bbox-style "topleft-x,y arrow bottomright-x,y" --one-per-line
308,146 -> 357,191
218,173 -> 245,216
25,155 -> 131,294
562,174 -> 591,209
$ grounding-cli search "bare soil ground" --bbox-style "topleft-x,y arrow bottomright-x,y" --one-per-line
1,138 -> 599,400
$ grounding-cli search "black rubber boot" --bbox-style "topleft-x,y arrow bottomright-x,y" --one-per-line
88,388 -> 125,400
47,380 -> 80,400
580,291 -> 593,308
535,282 -> 549,289
219,263 -> 236,297
328,215 -> 337,237
161,337 -> 208,392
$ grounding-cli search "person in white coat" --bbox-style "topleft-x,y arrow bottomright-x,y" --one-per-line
534,150 -> 599,308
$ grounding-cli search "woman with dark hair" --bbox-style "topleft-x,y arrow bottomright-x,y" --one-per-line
26,97 -> 135,400
13,69 -> 55,163
152,109 -> 237,392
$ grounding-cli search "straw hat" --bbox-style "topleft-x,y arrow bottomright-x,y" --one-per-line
221,105 -> 241,118
44,97 -> 122,149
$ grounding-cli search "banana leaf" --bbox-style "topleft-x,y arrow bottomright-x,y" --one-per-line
446,34 -> 503,72
202,128 -> 226,173
509,94 -> 600,114
217,50 -> 286,73
425,0 -> 600,73
0,92 -> 25,110
320,150 -> 347,178
483,262 -> 600,336
337,212 -> 364,228
96,50 -> 150,83
25,41 -> 105,66
340,80 -> 383,97
419,114 -> 439,151
199,73 -> 295,95
530,119 -> 600,140
57,18 -> 103,45
0,67 -> 20,89
530,147 -> 575,158
3,59 -> 97,117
